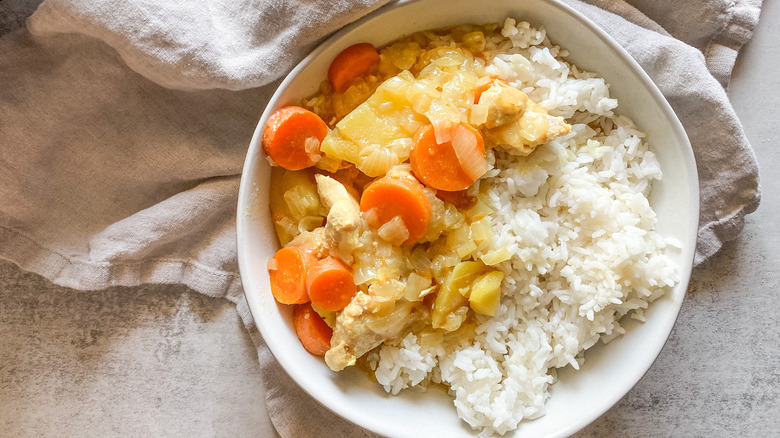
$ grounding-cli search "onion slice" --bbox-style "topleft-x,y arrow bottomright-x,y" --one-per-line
362,208 -> 379,228
431,118 -> 453,144
451,124 -> 488,181
378,215 -> 410,247
304,136 -> 322,163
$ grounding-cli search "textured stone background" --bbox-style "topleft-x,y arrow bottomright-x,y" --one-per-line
0,263 -> 277,437
1,0 -> 778,436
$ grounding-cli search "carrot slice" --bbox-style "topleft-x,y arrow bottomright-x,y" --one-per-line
410,123 -> 487,191
293,302 -> 333,356
262,106 -> 327,171
306,256 -> 358,312
360,173 -> 431,245
328,43 -> 381,93
435,189 -> 477,210
268,246 -> 315,305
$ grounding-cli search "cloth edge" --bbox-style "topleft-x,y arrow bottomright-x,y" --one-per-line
694,194 -> 759,265
0,224 -> 242,298
704,0 -> 763,87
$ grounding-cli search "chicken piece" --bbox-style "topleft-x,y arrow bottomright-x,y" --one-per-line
316,174 -> 360,228
315,174 -> 364,262
287,227 -> 329,258
472,79 -> 571,156
486,103 -> 571,155
325,293 -> 426,371
476,80 -> 529,129
325,293 -> 385,371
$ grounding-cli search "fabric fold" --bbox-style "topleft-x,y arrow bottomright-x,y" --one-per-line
26,0 -> 393,90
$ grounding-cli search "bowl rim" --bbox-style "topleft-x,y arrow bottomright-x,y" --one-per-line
237,0 -> 699,435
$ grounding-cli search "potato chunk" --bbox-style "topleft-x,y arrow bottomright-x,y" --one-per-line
432,261 -> 485,330
469,270 -> 504,316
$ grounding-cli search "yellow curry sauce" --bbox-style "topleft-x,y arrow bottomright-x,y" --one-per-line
267,23 -> 570,372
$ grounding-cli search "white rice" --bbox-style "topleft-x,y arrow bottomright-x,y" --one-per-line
370,18 -> 680,436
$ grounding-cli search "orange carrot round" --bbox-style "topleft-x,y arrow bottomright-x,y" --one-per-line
262,106 -> 327,170
306,256 -> 358,312
268,246 -> 315,305
360,173 -> 431,245
435,189 -> 477,210
293,302 -> 333,356
327,43 -> 380,93
410,123 -> 486,191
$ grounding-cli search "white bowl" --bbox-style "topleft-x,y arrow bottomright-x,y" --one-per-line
237,0 -> 699,436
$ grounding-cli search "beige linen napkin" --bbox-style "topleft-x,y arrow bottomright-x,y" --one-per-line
0,0 -> 762,436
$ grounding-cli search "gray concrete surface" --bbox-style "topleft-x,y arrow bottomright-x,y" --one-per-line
0,265 -> 277,437
1,2 -> 778,437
